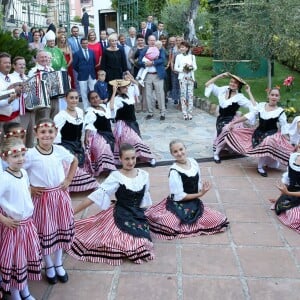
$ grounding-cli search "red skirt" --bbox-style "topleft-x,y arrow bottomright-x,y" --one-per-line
0,217 -> 42,291
32,187 -> 75,255
145,198 -> 228,240
84,132 -> 116,176
277,206 -> 300,234
225,128 -> 295,165
67,206 -> 154,265
114,120 -> 154,163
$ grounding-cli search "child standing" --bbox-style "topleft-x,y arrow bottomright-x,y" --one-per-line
24,118 -> 78,285
146,139 -> 229,239
94,70 -> 109,103
84,91 -> 116,176
136,41 -> 161,87
109,79 -> 156,166
174,41 -> 197,120
67,143 -> 155,265
0,137 -> 41,300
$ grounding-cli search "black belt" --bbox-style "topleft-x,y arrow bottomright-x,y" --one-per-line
148,72 -> 157,74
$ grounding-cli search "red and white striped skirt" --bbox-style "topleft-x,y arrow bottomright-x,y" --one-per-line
0,217 -> 42,291
145,198 -> 228,240
225,128 -> 295,165
84,132 -> 116,177
67,206 -> 154,265
113,120 -> 154,163
32,186 -> 75,255
277,206 -> 300,234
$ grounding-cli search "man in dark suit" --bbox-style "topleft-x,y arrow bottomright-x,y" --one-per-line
138,21 -> 152,45
73,38 -> 96,111
153,21 -> 168,40
19,23 -> 33,43
146,15 -> 157,33
99,30 -> 109,50
81,8 -> 89,38
46,18 -> 56,33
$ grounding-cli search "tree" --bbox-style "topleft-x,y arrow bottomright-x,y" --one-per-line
209,0 -> 300,87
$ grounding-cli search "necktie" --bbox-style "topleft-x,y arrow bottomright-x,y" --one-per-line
142,29 -> 145,37
75,37 -> 80,50
84,49 -> 89,60
102,41 -> 106,48
5,75 -> 10,82
20,74 -> 25,81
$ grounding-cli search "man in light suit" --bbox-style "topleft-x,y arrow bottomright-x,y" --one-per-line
153,21 -> 168,40
125,27 -> 137,48
73,38 -> 96,111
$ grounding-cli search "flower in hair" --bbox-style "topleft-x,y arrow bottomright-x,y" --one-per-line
34,122 -> 57,129
3,129 -> 27,138
2,147 -> 27,157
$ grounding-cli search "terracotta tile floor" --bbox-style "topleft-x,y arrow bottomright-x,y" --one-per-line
23,158 -> 300,300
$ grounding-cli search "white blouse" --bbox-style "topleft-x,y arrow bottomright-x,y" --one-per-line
24,145 -> 74,188
53,107 -> 84,143
281,152 -> 300,185
205,84 -> 254,110
288,116 -> 300,145
174,53 -> 197,80
112,95 -> 135,118
88,169 -> 152,210
85,105 -> 112,132
0,169 -> 34,220
169,158 -> 202,201
245,102 -> 289,133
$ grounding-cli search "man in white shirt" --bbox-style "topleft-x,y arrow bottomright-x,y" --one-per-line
125,27 -> 137,48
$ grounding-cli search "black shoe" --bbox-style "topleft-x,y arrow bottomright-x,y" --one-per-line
146,114 -> 153,120
160,115 -> 165,121
45,266 -> 57,285
257,168 -> 268,177
55,265 -> 69,283
214,158 -> 221,164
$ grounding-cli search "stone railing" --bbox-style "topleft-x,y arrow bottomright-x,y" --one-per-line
193,97 -> 218,117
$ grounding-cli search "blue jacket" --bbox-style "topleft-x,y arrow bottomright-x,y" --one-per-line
138,47 -> 166,80
73,48 -> 96,81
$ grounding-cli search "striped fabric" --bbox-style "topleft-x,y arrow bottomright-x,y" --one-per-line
68,167 -> 99,193
277,206 -> 300,234
67,206 -> 155,265
32,187 -> 75,255
225,128 -> 294,165
84,133 -> 116,177
113,120 -> 154,163
213,116 -> 244,153
0,217 -> 42,291
145,198 -> 229,240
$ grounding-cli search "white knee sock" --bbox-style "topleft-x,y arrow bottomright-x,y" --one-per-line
53,249 -> 66,276
44,254 -> 55,277
258,157 -> 266,170
10,287 -> 22,300
20,282 -> 36,300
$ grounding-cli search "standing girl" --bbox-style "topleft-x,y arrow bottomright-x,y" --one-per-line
84,91 -> 116,176
67,143 -> 155,265
174,41 -> 197,120
24,118 -> 78,285
110,79 -> 156,166
204,72 -> 256,163
0,137 -> 41,300
146,140 -> 228,239
54,89 -> 99,192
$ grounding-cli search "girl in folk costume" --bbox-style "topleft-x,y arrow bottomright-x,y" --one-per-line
84,91 -> 116,176
0,137 -> 41,300
174,41 -> 197,120
24,118 -> 77,285
110,79 -> 156,166
146,140 -> 228,239
226,87 -> 294,177
204,72 -> 256,163
269,143 -> 300,234
67,143 -> 155,265
53,89 -> 99,192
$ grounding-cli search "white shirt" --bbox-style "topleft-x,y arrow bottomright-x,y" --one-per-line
24,145 -> 74,188
169,158 -> 202,201
85,105 -> 112,132
0,169 -> 34,220
88,169 -> 152,210
28,64 -> 54,78
174,53 -> 197,80
53,107 -> 84,143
